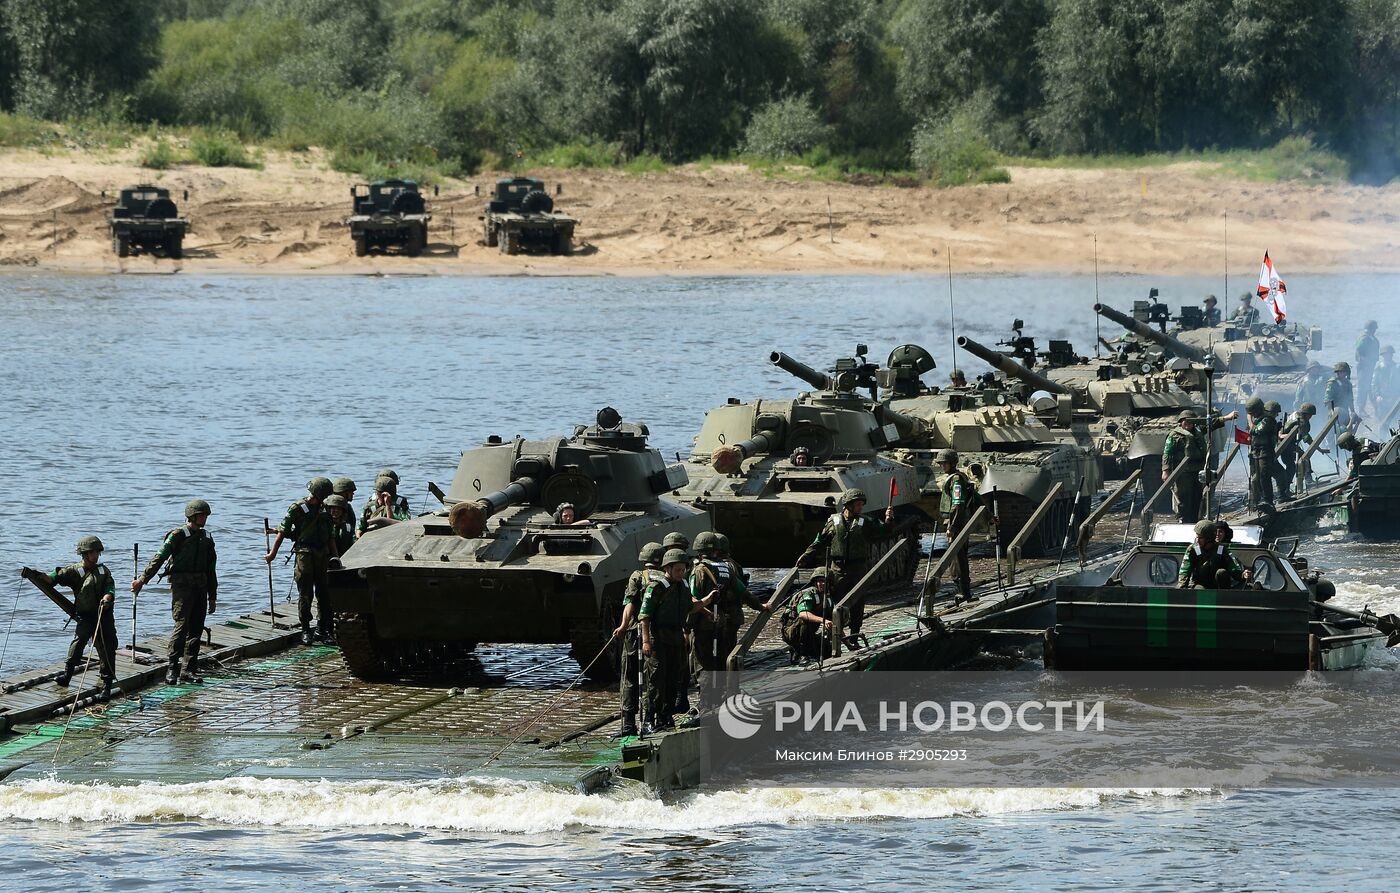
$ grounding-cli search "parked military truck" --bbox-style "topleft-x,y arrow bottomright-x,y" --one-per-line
677,346 -> 922,577
482,177 -> 576,255
328,409 -> 706,682
348,179 -> 433,257
107,185 -> 188,258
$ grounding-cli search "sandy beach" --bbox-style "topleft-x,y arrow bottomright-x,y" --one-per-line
0,147 -> 1397,276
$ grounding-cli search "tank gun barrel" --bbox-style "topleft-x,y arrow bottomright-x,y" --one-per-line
770,351 -> 834,391
711,430 -> 782,474
1094,302 -> 1208,363
956,336 -> 1071,395
448,474 -> 542,538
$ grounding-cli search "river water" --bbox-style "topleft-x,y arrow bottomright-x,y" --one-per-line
2,271 -> 1398,891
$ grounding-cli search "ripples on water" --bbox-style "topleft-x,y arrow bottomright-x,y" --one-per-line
2,272 -> 1399,891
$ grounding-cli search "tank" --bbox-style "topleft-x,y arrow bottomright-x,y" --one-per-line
1096,297 -> 1318,413
676,346 -> 923,579
871,344 -> 1100,557
328,408 -> 709,682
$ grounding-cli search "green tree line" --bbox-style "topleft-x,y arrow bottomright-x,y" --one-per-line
1,0 -> 1399,181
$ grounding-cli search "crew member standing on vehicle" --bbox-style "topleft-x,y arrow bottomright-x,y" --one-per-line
640,548 -> 698,733
798,488 -> 893,646
937,450 -> 976,601
1356,321 -> 1380,414
1326,362 -> 1358,434
613,541 -> 663,738
132,499 -> 217,685
265,477 -> 338,645
1162,408 -> 1238,523
1245,398 -> 1277,508
52,535 -> 118,695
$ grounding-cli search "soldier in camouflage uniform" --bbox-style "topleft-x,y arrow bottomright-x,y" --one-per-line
612,541 -> 663,738
52,535 -> 118,695
640,548 -> 698,732
1177,519 -> 1247,588
133,499 -> 217,684
1245,398 -> 1278,508
688,531 -> 770,678
1336,431 -> 1380,478
360,474 -> 411,536
266,477 -> 338,645
784,568 -> 834,662
326,494 -> 355,559
1202,294 -> 1222,326
376,468 -> 412,516
1356,321 -> 1380,413
1326,362 -> 1357,434
936,450 -> 975,601
333,476 -> 357,510
1372,346 -> 1398,416
798,487 -> 893,646
1294,362 -> 1326,415
1162,408 -> 1237,523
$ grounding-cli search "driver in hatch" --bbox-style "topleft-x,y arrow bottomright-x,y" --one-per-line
1177,519 -> 1251,589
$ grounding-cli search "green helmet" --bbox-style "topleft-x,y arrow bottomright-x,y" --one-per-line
809,567 -> 828,582
1338,431 -> 1358,450
714,533 -> 731,556
1299,403 -> 1317,416
75,535 -> 104,554
308,477 -> 334,499
1193,519 -> 1216,537
324,494 -> 349,510
661,548 -> 689,568
638,542 -> 664,565
332,477 -> 357,496
693,531 -> 720,553
841,488 -> 867,505
184,498 -> 212,519
374,475 -> 397,494
662,532 -> 690,550
1334,362 -> 1350,374
377,468 -> 400,485
1264,400 -> 1282,415
1246,397 -> 1265,415
1177,410 -> 1197,423
935,448 -> 959,465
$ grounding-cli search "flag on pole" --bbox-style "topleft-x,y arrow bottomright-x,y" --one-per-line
888,476 -> 899,502
1234,426 -> 1252,445
1256,251 -> 1288,323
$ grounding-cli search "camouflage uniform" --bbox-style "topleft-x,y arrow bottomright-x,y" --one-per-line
1161,415 -> 1224,523
52,561 -> 117,683
798,508 -> 891,635
279,498 -> 336,638
141,523 -> 218,676
787,583 -> 833,660
1372,355 -> 1399,413
1247,409 -> 1278,508
640,575 -> 691,730
940,469 -> 975,598
358,496 -> 411,535
1177,541 -> 1245,588
1294,372 -> 1325,415
619,564 -> 662,728
1356,328 -> 1380,411
1276,413 -> 1312,498
1325,370 -> 1355,430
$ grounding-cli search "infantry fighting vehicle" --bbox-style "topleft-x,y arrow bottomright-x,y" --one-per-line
1342,431 -> 1400,539
482,176 -> 576,255
107,185 -> 188,258
1047,523 -> 1389,670
348,179 -> 434,257
328,408 -> 707,682
1095,296 -> 1318,413
677,346 -> 922,576
956,333 -> 1212,488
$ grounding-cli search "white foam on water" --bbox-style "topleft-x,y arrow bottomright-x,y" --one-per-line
0,777 -> 1214,833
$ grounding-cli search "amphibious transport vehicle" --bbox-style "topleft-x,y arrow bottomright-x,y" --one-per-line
329,409 -> 707,682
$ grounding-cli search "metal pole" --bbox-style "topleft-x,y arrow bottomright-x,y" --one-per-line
264,517 -> 275,619
991,487 -> 1003,591
130,543 -> 139,652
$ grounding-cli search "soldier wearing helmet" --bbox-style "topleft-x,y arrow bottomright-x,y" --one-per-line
613,541 -> 665,737
688,531 -> 771,685
1162,406 -> 1238,523
1294,362 -> 1326,415
49,535 -> 118,694
949,369 -> 968,389
797,486 -> 894,648
360,474 -> 411,536
1372,345 -> 1398,414
1326,361 -> 1357,434
1336,431 -> 1379,477
1244,397 -> 1278,508
933,448 -> 977,601
639,547 -> 702,732
325,494 -> 355,557
1178,519 -> 1248,589
782,567 -> 834,662
134,499 -> 217,684
1230,292 -> 1258,326
1201,294 -> 1221,326
1277,403 -> 1317,497
1356,321 -> 1381,412
266,478 -> 338,645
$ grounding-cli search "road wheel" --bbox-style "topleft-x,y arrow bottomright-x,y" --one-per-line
168,234 -> 184,260
502,231 -> 519,255
405,223 -> 425,257
353,234 -> 367,257
116,235 -> 130,258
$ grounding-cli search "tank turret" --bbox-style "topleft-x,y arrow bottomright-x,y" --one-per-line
1095,302 -> 1209,364
956,336 -> 1072,396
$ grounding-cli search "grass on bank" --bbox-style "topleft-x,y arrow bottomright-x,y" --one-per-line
1004,136 -> 1349,182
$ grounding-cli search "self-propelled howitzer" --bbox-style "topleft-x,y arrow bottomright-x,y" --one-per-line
676,348 -> 922,575
329,409 -> 708,682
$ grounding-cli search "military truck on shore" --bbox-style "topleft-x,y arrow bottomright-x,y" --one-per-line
482,176 -> 576,255
107,185 -> 188,258
348,179 -> 433,257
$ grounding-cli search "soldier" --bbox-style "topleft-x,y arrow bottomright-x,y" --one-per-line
132,499 -> 217,685
1177,519 -> 1247,589
1372,345 -> 1398,416
949,369 -> 968,389
936,450 -> 975,601
376,468 -> 412,517
789,446 -> 812,467
798,487 -> 894,647
688,531 -> 770,678
1162,408 -> 1238,523
326,494 -> 355,559
266,477 -> 338,645
552,502 -> 592,526
332,476 -> 357,512
51,535 -> 118,695
639,548 -> 697,733
1336,431 -> 1380,478
1277,403 -> 1316,498
783,568 -> 834,662
360,474 -> 411,535
612,541 -> 663,738
1356,321 -> 1380,413
1294,362 -> 1325,414
1325,362 -> 1357,433
1202,294 -> 1221,326
661,531 -> 690,555
1230,293 -> 1257,326
1245,397 -> 1278,508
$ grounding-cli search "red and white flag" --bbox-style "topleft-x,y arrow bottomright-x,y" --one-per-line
1256,251 -> 1288,323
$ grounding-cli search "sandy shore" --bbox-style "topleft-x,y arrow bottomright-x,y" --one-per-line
0,147 -> 1396,276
